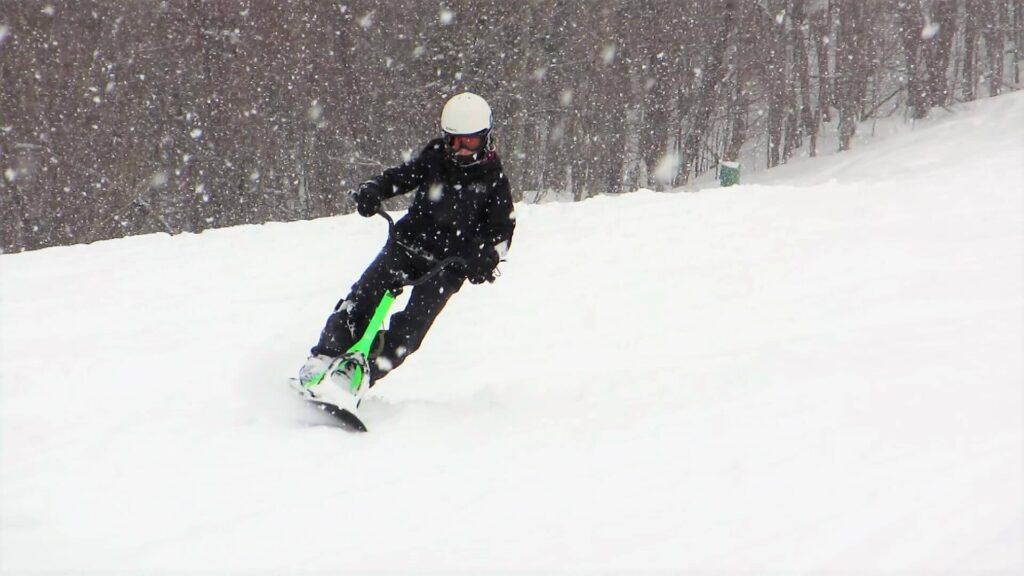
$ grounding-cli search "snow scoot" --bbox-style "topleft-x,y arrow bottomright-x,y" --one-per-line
291,208 -> 468,432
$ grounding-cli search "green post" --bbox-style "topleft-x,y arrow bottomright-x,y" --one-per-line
345,290 -> 398,392
719,161 -> 741,187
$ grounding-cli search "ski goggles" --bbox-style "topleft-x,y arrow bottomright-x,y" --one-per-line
446,132 -> 486,152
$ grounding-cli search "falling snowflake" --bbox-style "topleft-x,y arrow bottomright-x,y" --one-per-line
921,22 -> 941,40
358,11 -> 375,29
0,25 -> 9,46
549,121 -> 565,143
601,44 -> 617,65
653,151 -> 680,185
308,100 -> 323,122
190,128 -> 203,140
440,9 -> 454,25
428,183 -> 443,202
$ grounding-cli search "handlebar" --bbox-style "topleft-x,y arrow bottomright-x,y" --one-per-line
377,209 -> 469,288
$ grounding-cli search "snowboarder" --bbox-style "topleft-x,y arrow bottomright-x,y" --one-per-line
298,92 -> 515,409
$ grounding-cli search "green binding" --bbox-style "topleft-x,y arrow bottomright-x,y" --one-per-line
303,289 -> 398,392
345,290 -> 398,392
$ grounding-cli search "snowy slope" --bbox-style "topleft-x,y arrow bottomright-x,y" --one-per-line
2,93 -> 1023,574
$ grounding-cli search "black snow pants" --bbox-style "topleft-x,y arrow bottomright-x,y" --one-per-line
311,244 -> 464,384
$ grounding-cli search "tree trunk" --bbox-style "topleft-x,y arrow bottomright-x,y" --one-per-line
792,0 -> 819,157
1012,0 -> 1022,86
898,1 -> 930,118
766,2 -> 788,168
724,58 -> 749,164
837,1 -> 867,151
1014,0 -> 1022,85
925,0 -> 958,107
811,5 -> 834,123
963,0 -> 980,101
982,0 -> 1006,95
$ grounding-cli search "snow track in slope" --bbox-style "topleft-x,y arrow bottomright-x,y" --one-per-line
2,93 -> 1022,574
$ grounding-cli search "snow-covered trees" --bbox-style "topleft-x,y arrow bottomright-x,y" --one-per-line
1,0 -> 1020,252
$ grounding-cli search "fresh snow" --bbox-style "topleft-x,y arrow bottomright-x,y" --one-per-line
2,93 -> 1023,573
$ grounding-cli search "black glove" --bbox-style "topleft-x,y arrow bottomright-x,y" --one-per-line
462,244 -> 499,284
355,183 -> 382,218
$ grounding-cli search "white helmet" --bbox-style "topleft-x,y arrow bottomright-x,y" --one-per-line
440,92 -> 492,135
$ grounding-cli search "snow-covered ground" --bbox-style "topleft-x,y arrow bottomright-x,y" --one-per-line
2,93 -> 1023,574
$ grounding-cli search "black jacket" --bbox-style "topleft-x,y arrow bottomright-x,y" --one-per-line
360,138 -> 515,263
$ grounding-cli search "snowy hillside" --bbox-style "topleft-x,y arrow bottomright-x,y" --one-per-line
2,93 -> 1023,574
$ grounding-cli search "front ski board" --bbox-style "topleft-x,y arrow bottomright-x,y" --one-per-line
288,378 -> 368,433
308,399 -> 368,432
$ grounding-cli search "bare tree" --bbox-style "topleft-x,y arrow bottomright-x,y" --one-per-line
1,0 -> 1020,252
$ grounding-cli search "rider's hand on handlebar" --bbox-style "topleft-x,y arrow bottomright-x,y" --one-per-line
355,183 -> 382,217
464,245 -> 499,284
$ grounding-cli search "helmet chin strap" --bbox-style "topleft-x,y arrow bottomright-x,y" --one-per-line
451,151 -> 484,167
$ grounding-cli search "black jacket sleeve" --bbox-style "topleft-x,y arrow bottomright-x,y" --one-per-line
475,171 -> 516,258
361,144 -> 436,202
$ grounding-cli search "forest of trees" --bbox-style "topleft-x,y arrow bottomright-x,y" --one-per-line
1,0 -> 1021,252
